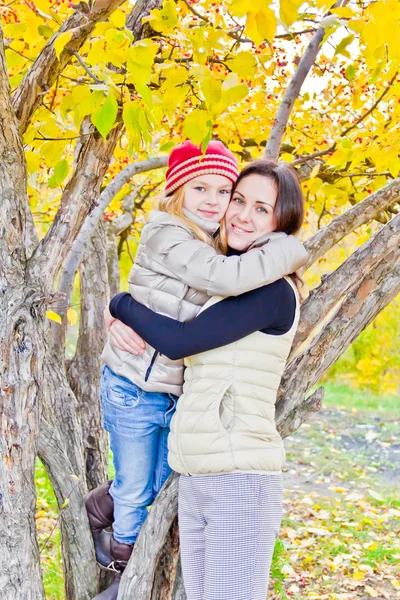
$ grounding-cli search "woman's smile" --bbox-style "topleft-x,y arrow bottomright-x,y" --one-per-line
230,223 -> 253,235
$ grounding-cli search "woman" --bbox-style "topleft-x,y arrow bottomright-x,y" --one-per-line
108,159 -> 305,600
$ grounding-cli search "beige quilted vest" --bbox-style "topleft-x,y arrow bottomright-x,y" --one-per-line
168,278 -> 300,475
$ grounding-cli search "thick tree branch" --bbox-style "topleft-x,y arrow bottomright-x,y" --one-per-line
119,473 -> 179,599
296,213 -> 400,348
12,0 -> 125,134
276,251 -> 400,430
67,220 -> 109,491
0,25 -> 27,257
28,122 -> 122,290
57,156 -> 167,318
304,178 -> 400,268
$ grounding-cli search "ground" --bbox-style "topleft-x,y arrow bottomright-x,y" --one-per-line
269,385 -> 400,600
35,384 -> 400,599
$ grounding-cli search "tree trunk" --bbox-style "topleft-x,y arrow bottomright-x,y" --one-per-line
0,23 -> 46,600
67,220 -> 109,491
119,473 -> 179,599
37,420 -> 98,600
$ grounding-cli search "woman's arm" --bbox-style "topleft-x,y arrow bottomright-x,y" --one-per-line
109,280 -> 296,361
146,225 -> 308,296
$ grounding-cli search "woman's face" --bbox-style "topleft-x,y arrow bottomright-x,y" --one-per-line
183,174 -> 233,222
225,174 -> 278,251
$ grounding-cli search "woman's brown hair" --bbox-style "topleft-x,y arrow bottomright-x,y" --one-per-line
216,159 -> 305,286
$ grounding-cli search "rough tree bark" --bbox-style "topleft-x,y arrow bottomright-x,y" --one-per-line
295,212 -> 400,348
67,220 -> 109,491
37,420 -> 97,600
0,24 -> 46,600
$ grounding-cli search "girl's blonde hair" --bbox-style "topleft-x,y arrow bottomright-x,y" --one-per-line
159,186 -> 227,252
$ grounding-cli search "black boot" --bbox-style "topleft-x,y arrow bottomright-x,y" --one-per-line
85,481 -> 114,568
91,537 -> 133,600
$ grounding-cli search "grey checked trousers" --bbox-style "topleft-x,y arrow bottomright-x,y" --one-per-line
178,472 -> 283,600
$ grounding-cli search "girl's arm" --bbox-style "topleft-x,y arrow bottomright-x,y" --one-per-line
146,225 -> 308,297
109,280 -> 296,361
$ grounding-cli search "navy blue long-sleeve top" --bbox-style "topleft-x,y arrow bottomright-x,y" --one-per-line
109,278 -> 296,361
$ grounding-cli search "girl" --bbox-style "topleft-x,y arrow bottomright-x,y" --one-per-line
88,143 -> 307,600
108,159 -> 305,600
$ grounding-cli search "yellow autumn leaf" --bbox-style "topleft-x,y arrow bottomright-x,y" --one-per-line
25,151 -> 41,174
67,308 -> 78,326
309,164 -> 320,179
365,586 -> 379,598
53,31 -> 73,61
353,570 -> 365,581
46,310 -> 62,324
280,0 -> 303,27
109,9 -> 126,28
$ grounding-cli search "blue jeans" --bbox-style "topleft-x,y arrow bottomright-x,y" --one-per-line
100,365 -> 177,545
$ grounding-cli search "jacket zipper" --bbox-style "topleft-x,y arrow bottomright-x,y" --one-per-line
145,350 -> 159,382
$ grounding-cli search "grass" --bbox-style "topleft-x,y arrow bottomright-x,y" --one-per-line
35,383 -> 399,599
322,383 -> 399,414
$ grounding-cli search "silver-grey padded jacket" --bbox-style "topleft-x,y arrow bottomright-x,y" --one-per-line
101,209 -> 308,396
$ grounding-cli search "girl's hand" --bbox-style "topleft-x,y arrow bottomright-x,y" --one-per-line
109,319 -> 146,355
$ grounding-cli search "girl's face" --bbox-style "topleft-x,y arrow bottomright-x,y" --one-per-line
225,174 -> 278,251
183,174 -> 233,222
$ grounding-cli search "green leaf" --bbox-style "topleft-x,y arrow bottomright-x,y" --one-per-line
123,101 -> 141,149
135,83 -> 153,108
38,24 -> 53,39
335,34 -> 355,58
48,159 -> 69,189
92,93 -> 118,139
345,64 -> 356,81
61,498 -> 70,509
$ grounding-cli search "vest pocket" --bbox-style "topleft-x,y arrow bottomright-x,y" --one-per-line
215,383 -> 234,435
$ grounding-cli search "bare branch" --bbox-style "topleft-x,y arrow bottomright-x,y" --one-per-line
72,50 -> 103,84
264,25 -> 327,159
277,387 -> 324,439
341,71 -> 398,138
304,178 -> 400,268
12,0 -> 125,134
276,251 -> 400,428
296,213 -> 400,348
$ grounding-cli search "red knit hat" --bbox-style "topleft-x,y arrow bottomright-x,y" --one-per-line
165,140 -> 239,195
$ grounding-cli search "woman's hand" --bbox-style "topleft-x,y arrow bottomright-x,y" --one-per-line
109,319 -> 146,355
104,305 -> 116,329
